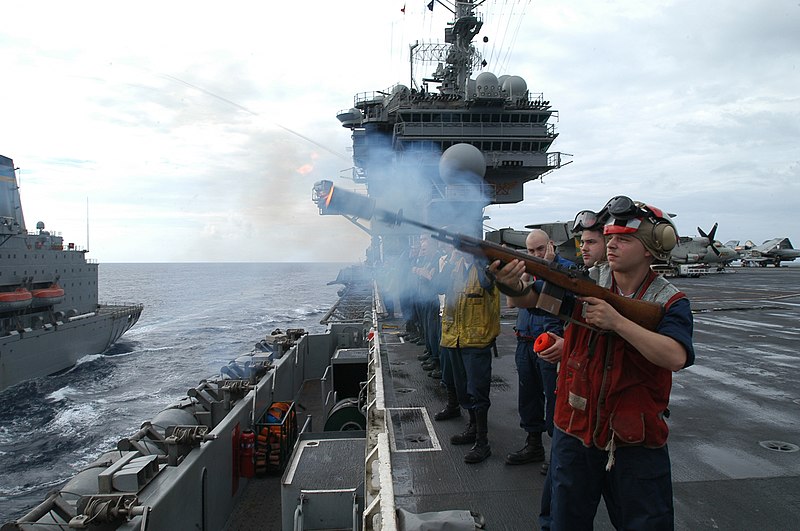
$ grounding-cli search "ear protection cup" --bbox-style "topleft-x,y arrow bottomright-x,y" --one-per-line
652,221 -> 677,252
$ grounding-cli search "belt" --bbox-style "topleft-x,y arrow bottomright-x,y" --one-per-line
515,331 -> 536,342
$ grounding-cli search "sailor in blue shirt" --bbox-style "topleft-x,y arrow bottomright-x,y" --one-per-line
504,229 -> 575,467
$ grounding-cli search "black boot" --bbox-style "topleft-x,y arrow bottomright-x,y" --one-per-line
434,387 -> 461,421
421,359 -> 439,371
450,409 -> 477,445
464,408 -> 491,464
505,431 -> 545,465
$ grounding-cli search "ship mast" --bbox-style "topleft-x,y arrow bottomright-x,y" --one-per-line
409,0 -> 483,98
0,155 -> 26,236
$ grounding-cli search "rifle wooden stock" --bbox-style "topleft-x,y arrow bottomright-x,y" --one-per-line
439,233 -> 665,332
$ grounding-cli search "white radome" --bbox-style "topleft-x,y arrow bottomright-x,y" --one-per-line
439,143 -> 487,182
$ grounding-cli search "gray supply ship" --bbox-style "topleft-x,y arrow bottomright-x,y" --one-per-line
0,154 -> 143,392
5,2 -> 799,530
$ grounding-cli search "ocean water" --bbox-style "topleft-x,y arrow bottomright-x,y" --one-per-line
0,262 -> 348,522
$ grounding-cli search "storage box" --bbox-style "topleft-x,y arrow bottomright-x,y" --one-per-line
254,401 -> 298,474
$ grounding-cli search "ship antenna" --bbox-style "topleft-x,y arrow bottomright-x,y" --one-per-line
86,197 -> 90,253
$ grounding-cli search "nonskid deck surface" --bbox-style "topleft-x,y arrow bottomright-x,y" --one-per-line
378,267 -> 800,530
378,313 -> 548,527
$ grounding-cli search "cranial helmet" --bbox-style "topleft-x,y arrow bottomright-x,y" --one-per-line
602,197 -> 678,261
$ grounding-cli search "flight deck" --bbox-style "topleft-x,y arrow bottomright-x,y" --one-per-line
376,266 -> 800,529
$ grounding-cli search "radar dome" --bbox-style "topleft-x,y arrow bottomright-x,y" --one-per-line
502,76 -> 528,98
498,75 -> 510,86
439,143 -> 486,183
475,72 -> 500,97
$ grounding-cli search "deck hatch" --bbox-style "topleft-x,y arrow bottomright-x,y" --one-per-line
759,440 -> 799,453
387,407 -> 441,453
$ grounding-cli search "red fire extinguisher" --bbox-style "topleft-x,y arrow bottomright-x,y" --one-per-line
240,430 -> 255,478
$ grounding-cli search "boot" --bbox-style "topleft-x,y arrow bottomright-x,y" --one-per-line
464,408 -> 491,464
421,359 -> 439,371
434,387 -> 460,421
450,409 -> 477,445
428,368 -> 442,379
505,431 -> 545,465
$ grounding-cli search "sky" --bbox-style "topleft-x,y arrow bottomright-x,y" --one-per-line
0,0 -> 798,262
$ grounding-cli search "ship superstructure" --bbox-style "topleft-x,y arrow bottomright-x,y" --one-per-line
335,0 -> 563,245
0,154 -> 143,391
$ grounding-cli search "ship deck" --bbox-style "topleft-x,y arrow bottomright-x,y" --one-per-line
229,267 -> 800,530
378,267 -> 800,529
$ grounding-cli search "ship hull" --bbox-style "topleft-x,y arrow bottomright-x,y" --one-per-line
0,304 -> 143,391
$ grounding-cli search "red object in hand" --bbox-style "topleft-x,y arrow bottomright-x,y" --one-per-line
534,332 -> 555,353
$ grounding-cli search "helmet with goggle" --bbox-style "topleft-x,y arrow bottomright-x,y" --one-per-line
602,195 -> 678,260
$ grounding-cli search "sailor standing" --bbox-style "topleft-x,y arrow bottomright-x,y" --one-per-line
491,196 -> 695,530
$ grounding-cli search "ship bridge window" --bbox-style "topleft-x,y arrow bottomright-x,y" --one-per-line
511,114 -> 520,123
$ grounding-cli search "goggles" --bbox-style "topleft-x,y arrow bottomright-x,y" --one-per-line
603,195 -> 667,221
572,209 -> 604,232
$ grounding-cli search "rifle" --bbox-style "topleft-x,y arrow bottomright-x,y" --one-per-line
313,181 -> 665,331
423,226 -> 664,331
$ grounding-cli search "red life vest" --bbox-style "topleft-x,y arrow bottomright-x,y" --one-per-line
553,269 -> 686,450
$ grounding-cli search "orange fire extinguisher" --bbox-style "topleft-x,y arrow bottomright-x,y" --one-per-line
240,429 -> 255,478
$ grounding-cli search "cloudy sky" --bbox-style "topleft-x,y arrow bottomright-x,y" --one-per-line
1,0 -> 797,262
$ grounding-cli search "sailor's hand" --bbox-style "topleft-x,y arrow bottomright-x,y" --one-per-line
537,332 -> 563,364
580,297 -> 623,331
488,259 -> 526,289
544,241 -> 556,263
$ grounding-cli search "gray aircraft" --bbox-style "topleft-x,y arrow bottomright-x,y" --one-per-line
669,223 -> 739,266
729,237 -> 800,267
